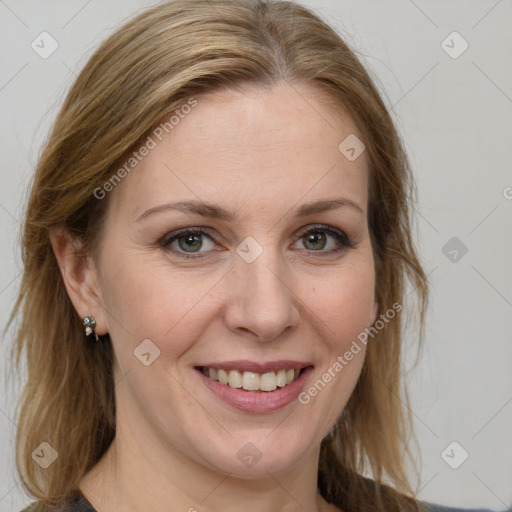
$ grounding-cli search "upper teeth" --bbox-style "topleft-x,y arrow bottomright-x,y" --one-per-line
202,368 -> 300,392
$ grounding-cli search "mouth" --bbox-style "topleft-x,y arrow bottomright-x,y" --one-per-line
194,361 -> 314,413
196,366 -> 307,392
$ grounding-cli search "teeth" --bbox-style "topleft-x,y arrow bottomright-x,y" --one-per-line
242,371 -> 260,391
202,367 -> 303,392
276,369 -> 287,387
228,370 -> 242,388
260,372 -> 277,391
218,369 -> 229,385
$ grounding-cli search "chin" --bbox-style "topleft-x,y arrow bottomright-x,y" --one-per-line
193,431 -> 315,478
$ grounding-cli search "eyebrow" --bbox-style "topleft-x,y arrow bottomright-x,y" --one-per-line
136,197 -> 363,222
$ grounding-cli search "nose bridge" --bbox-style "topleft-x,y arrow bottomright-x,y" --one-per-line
223,239 -> 300,341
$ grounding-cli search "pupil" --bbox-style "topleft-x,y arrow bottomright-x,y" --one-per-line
305,232 -> 326,250
179,234 -> 202,252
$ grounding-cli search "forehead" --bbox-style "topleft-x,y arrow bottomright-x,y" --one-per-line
107,82 -> 368,220
165,82 -> 361,159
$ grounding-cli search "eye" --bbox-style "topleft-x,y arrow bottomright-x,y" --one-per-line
293,224 -> 354,254
160,228 -> 218,259
160,224 -> 354,260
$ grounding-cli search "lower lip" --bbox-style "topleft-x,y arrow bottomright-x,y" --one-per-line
196,367 -> 314,413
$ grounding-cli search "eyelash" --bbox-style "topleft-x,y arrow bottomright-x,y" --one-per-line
159,224 -> 354,260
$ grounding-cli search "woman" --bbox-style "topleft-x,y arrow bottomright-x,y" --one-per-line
7,0 -> 498,511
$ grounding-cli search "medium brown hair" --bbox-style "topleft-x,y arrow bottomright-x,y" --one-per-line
7,0 -> 428,510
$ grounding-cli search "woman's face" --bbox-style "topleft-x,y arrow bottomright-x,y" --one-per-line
93,82 -> 378,477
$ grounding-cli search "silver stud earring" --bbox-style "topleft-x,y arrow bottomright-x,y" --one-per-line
83,316 -> 99,341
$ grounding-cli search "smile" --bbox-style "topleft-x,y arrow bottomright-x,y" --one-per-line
199,367 -> 303,392
195,361 -> 314,413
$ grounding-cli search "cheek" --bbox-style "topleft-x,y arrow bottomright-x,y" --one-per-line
293,261 -> 374,437
99,249 -> 221,357
308,259 -> 376,341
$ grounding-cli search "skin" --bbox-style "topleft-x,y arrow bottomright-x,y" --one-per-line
51,81 -> 378,512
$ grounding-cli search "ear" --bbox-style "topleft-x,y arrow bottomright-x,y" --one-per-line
49,226 -> 108,335
370,301 -> 379,326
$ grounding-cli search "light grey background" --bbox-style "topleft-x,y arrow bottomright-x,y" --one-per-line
1,0 -> 511,510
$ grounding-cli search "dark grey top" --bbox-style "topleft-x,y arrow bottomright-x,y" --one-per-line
21,491 -> 502,512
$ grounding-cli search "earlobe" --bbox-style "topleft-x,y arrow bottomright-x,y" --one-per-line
49,226 -> 108,335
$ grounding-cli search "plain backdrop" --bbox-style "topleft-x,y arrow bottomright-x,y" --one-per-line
0,0 -> 511,510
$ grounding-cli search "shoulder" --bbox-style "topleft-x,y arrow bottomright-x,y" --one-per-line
20,493 -> 95,512
423,502 -> 500,512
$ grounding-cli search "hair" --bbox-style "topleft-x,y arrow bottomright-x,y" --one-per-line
7,0 -> 429,510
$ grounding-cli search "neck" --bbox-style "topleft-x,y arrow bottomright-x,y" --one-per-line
80,425 -> 335,512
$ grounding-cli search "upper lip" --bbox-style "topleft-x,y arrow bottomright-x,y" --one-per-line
196,360 -> 313,373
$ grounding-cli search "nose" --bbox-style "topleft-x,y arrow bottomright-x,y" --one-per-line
223,249 -> 301,342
